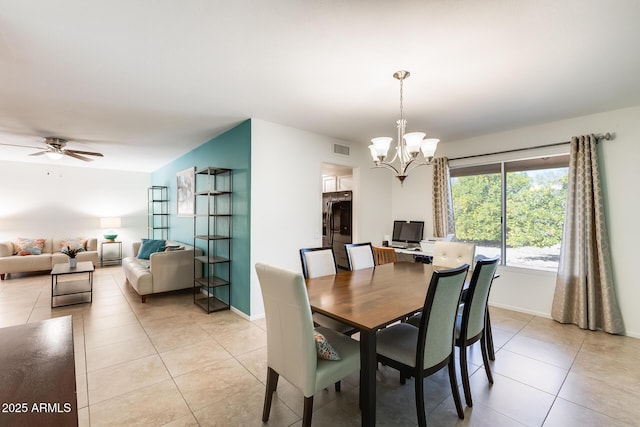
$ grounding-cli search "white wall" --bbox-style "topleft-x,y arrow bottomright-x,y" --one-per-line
250,119 -> 392,318
0,161 -> 150,258
394,106 -> 640,337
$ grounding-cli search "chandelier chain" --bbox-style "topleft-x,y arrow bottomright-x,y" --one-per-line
399,78 -> 404,120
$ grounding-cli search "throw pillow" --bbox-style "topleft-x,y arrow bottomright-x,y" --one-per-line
13,238 -> 46,255
58,238 -> 87,252
137,239 -> 166,260
314,332 -> 341,361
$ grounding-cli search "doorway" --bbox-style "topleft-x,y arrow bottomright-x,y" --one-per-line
321,163 -> 353,269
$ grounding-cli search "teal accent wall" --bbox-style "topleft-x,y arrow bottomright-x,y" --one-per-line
151,120 -> 252,316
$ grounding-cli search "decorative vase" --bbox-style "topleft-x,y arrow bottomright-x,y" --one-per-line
69,258 -> 78,268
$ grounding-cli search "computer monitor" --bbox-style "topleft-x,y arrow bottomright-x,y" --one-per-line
392,220 -> 425,244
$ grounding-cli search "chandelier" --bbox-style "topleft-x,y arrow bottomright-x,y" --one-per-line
369,70 -> 439,183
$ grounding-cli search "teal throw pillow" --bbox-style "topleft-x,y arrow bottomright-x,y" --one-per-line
137,239 -> 166,260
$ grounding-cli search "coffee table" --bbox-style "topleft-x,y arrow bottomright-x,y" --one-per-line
50,261 -> 94,308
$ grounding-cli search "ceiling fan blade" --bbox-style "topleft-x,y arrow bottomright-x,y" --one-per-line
0,142 -> 40,149
65,149 -> 104,157
64,151 -> 93,162
29,151 -> 48,156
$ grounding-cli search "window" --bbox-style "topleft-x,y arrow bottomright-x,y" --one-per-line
450,155 -> 569,271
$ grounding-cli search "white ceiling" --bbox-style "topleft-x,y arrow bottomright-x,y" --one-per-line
1,0 -> 639,172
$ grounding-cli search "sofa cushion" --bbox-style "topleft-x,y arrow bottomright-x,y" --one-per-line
13,238 -> 46,255
137,239 -> 166,260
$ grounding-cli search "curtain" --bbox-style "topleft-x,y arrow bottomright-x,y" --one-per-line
432,157 -> 455,238
551,135 -> 624,334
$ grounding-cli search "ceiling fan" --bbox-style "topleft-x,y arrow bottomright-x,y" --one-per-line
0,136 -> 104,162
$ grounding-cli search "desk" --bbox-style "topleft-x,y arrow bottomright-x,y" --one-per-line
0,316 -> 77,427
306,262 -> 438,427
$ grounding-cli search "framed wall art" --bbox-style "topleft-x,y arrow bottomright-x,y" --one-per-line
176,167 -> 195,216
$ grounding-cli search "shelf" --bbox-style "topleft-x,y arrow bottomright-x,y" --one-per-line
194,294 -> 229,312
194,234 -> 231,241
195,255 -> 230,264
194,276 -> 230,288
195,190 -> 232,196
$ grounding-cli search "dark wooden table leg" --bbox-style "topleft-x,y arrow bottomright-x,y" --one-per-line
360,330 -> 376,427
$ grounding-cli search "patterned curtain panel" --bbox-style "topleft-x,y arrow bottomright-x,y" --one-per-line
432,157 -> 455,238
551,135 -> 624,334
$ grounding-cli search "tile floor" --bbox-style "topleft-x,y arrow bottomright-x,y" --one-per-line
1,266 -> 639,426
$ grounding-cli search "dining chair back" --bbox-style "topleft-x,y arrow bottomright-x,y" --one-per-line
432,241 -> 475,269
299,247 -> 355,336
255,263 -> 360,427
376,264 -> 470,426
456,255 -> 500,407
299,247 -> 336,279
345,242 -> 375,270
373,246 -> 398,265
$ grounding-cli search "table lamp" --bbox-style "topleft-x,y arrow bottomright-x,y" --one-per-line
100,217 -> 121,242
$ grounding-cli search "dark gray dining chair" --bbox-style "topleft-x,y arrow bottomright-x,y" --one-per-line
455,256 -> 500,407
376,264 -> 469,427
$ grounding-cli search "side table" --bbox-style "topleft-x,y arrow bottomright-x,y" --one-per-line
100,240 -> 123,267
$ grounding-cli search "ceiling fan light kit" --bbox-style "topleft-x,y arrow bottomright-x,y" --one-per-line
369,70 -> 439,183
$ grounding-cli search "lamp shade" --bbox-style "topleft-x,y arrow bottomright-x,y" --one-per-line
403,132 -> 426,155
371,137 -> 393,159
100,217 -> 121,229
420,138 -> 439,159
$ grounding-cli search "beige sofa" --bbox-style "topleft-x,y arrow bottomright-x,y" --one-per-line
0,238 -> 99,280
122,240 -> 200,302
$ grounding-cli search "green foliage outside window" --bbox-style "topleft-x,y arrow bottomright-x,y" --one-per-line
451,170 -> 567,249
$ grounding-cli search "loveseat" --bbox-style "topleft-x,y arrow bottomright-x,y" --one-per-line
122,240 -> 200,302
0,238 -> 99,280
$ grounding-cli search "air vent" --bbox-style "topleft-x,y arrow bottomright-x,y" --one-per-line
333,143 -> 350,156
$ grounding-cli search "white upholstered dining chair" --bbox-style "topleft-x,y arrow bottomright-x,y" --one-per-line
299,247 -> 356,337
432,241 -> 476,269
345,242 -> 375,270
255,263 -> 360,427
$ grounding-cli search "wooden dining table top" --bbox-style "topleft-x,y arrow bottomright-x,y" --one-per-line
305,261 -> 440,331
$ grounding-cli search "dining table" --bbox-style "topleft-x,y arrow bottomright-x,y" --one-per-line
305,261 -> 444,427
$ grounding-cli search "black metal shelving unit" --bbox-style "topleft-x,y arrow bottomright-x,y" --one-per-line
193,167 -> 232,313
148,186 -> 169,240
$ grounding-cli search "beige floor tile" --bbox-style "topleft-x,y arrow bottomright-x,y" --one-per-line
150,323 -> 213,353
82,309 -> 140,332
558,372 -> 640,425
543,397 -> 634,427
429,395 -> 527,427
174,358 -> 262,412
503,334 -> 580,369
87,354 -> 171,404
86,335 -> 157,372
192,381 -> 299,427
160,338 -> 233,377
76,372 -> 88,409
467,372 -> 555,426
78,407 -> 90,427
89,379 -> 191,426
488,349 -> 568,395
84,321 -> 147,349
208,323 -> 267,357
235,346 -> 268,384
